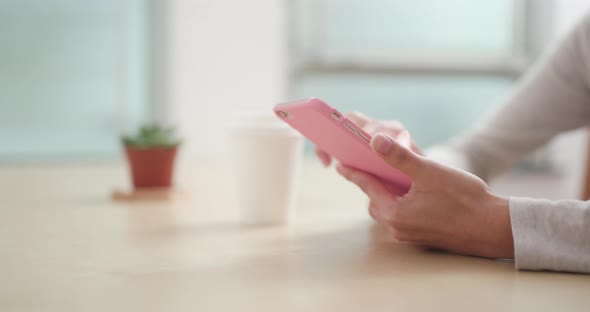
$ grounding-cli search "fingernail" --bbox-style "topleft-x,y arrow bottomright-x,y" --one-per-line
372,134 -> 394,154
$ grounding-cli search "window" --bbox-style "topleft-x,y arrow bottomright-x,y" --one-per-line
291,0 -> 550,147
0,0 -> 151,161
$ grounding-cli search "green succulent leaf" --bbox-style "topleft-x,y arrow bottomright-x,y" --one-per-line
121,123 -> 181,148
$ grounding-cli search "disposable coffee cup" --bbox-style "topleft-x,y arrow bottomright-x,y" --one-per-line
228,112 -> 303,225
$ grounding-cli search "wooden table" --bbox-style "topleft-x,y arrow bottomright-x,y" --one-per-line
1,159 -> 589,311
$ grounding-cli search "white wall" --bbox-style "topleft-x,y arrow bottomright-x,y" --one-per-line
158,0 -> 288,158
555,0 -> 590,35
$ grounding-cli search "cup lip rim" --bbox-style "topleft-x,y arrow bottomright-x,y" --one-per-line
226,112 -> 301,137
228,111 -> 279,124
227,126 -> 302,137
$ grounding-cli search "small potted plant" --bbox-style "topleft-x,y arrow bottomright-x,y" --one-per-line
122,124 -> 181,189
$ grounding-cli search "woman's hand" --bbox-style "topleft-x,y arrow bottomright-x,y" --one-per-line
315,112 -> 422,167
337,133 -> 514,259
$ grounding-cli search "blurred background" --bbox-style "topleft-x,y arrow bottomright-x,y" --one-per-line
1,0 -> 590,197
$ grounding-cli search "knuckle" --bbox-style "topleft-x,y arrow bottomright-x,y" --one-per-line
346,111 -> 360,118
345,112 -> 363,123
388,228 -> 407,242
345,111 -> 370,126
390,144 -> 411,167
346,170 -> 357,182
346,111 -> 364,119
372,121 -> 403,136
382,207 -> 398,222
384,120 -> 404,130
396,233 -> 412,242
363,122 -> 378,135
383,205 -> 409,228
338,168 -> 350,180
357,179 -> 370,194
368,204 -> 379,220
373,125 -> 389,135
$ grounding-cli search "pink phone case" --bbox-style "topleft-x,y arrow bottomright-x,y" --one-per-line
274,97 -> 412,195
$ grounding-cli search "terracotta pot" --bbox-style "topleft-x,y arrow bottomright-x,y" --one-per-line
124,146 -> 178,189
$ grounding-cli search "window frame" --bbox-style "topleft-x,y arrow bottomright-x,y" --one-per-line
288,0 -> 554,79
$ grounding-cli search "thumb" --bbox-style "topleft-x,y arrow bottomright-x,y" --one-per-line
371,133 -> 428,180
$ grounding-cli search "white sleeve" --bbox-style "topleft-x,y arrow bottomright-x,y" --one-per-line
510,197 -> 590,272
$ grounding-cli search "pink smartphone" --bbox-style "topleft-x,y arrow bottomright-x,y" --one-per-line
274,97 -> 412,195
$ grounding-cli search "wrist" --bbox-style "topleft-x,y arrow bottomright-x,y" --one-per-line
475,193 -> 514,259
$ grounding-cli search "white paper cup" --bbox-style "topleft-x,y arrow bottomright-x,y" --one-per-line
228,112 -> 303,225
